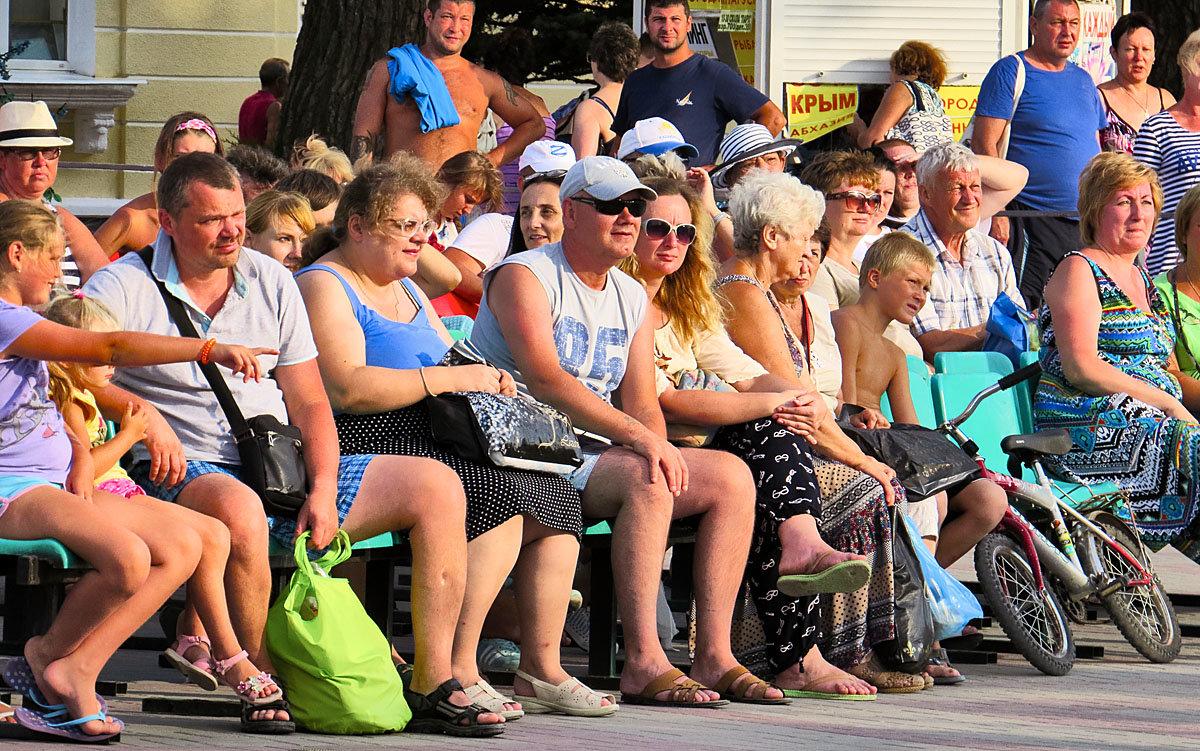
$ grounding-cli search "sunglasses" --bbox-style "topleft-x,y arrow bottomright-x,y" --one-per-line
572,196 -> 647,217
643,218 -> 697,245
3,147 -> 61,162
827,190 -> 883,213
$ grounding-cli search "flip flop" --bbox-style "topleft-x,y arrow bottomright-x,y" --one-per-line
1,657 -> 108,716
712,666 -> 790,705
927,648 -> 966,686
776,556 -> 871,597
620,668 -> 729,708
14,706 -> 123,744
781,688 -> 877,701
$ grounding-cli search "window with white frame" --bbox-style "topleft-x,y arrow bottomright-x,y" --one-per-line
0,0 -> 95,75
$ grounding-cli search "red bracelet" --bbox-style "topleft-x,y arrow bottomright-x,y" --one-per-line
199,338 -> 217,364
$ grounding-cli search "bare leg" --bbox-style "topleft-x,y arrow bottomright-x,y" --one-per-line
777,514 -> 868,577
773,645 -> 876,695
340,455 -> 502,726
935,479 -> 1007,568
452,515 -> 522,714
15,489 -> 200,736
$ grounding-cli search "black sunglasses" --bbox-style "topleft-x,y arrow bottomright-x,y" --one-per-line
572,196 -> 648,217
643,218 -> 697,245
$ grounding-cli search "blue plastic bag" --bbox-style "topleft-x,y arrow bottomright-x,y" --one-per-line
901,516 -> 984,642
983,292 -> 1038,367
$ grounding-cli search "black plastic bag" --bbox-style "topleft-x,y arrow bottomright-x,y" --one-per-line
878,507 -> 935,672
840,420 -> 981,501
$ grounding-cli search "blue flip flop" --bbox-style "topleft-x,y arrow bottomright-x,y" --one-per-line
15,706 -> 123,744
2,657 -> 108,715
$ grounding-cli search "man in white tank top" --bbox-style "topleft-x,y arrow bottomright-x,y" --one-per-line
474,157 -> 781,705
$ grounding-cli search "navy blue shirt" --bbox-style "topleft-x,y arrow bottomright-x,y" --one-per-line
613,54 -> 768,166
976,53 -> 1105,212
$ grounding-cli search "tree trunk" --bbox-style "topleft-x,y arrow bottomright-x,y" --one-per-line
278,0 -> 424,157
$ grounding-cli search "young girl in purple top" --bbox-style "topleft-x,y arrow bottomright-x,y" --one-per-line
0,200 -> 285,740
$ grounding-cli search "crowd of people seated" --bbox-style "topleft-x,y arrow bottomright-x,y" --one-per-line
0,0 -> 1198,742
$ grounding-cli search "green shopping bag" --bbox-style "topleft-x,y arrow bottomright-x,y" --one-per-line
264,531 -> 411,734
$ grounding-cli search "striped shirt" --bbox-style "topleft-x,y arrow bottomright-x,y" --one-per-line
1132,111 -> 1200,277
899,209 -> 1024,336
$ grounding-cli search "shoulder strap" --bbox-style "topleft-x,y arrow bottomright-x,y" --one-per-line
135,247 -> 251,438
1010,53 -> 1026,119
903,80 -> 924,112
593,96 -> 615,118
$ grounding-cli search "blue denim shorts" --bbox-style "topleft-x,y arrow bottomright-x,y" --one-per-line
129,454 -> 377,546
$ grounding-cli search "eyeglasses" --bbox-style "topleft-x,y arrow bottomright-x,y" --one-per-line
827,190 -> 883,213
3,147 -> 61,162
643,218 -> 697,245
572,196 -> 647,217
383,217 -> 438,239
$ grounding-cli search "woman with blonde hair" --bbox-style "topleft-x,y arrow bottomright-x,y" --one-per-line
1036,152 -> 1200,563
244,190 -> 315,271
95,112 -> 222,257
290,134 -> 354,184
853,41 -> 952,151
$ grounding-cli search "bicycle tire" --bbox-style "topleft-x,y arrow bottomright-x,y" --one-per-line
974,532 -> 1076,676
1076,512 -> 1182,664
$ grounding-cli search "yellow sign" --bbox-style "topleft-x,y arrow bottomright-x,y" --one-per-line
692,0 -> 757,86
784,83 -> 858,143
939,85 -> 981,143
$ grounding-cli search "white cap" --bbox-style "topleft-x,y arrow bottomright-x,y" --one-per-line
559,156 -> 657,201
617,117 -> 699,161
518,140 -> 577,178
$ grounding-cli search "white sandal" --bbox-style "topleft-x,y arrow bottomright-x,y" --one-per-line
462,679 -> 524,721
513,669 -> 618,717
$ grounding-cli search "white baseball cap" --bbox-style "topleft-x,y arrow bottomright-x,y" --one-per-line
559,156 -> 657,201
617,117 -> 699,161
518,140 -> 577,178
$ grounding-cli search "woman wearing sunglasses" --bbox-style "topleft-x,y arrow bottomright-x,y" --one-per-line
297,156 -> 613,730
802,151 -> 881,309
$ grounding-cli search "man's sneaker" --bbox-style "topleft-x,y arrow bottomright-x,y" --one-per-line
477,638 -> 521,673
563,605 -> 590,653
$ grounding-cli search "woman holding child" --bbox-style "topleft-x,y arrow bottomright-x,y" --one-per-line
1036,152 -> 1200,562
296,156 -> 615,723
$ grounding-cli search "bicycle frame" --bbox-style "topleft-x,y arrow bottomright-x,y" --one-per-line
938,375 -> 1154,601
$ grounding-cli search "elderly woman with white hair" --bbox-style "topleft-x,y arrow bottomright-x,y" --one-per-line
1134,28 -> 1200,277
715,172 -> 925,693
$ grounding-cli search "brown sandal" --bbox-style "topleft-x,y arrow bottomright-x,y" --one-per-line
847,654 -> 925,694
713,666 -> 790,705
620,668 -> 729,708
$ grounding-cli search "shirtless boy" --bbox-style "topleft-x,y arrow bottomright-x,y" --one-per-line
832,231 -> 1007,684
352,0 -> 543,171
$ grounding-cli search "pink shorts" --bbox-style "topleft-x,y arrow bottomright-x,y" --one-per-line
96,477 -> 147,499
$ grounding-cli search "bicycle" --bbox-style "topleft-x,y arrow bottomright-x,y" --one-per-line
938,363 -> 1182,676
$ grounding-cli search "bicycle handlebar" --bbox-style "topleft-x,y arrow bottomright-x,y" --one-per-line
997,362 -> 1042,391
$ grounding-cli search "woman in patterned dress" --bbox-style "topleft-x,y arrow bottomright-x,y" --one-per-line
296,156 -> 616,722
1035,152 -> 1200,562
715,169 -> 925,693
852,41 -> 953,151
619,162 -> 877,699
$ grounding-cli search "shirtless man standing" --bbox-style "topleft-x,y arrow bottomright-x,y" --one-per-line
352,0 -> 543,171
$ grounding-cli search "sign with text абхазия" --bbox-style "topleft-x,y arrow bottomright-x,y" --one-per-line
784,83 -> 857,143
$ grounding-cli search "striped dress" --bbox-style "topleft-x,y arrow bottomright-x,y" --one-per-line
1131,111 -> 1200,277
1034,253 -> 1200,559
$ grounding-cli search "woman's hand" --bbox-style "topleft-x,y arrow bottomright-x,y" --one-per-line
497,368 -> 517,396
851,454 -> 897,506
772,390 -> 828,437
685,168 -> 719,215
445,364 -> 507,394
209,343 -> 279,382
848,407 -> 891,430
117,402 -> 150,443
1164,399 -> 1198,424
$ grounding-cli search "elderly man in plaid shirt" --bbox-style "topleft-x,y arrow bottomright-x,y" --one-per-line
899,141 -> 1024,360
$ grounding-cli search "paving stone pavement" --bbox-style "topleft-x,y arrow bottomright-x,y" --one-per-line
3,549 -> 1198,751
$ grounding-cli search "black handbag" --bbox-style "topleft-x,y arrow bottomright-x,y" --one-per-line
878,506 -> 935,673
838,410 -> 982,501
137,248 -> 308,518
428,339 -> 583,475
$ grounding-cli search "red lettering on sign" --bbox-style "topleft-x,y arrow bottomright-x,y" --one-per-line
805,94 -> 817,112
838,92 -> 856,109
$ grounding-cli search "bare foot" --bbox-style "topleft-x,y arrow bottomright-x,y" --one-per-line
408,672 -> 505,726
513,667 -> 614,708
215,655 -> 290,723
619,662 -> 722,704
40,657 -> 121,736
690,659 -> 785,702
779,543 -> 867,579
0,701 -> 15,723
23,636 -> 62,706
775,647 -> 876,696
925,663 -> 962,680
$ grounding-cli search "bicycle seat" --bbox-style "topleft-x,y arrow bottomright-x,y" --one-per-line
1000,429 -> 1075,465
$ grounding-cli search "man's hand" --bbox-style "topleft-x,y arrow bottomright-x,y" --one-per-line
628,430 -> 689,496
989,215 -> 1011,245
144,409 -> 187,487
294,487 -> 339,549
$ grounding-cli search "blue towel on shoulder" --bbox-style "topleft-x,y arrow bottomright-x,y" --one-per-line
386,44 -> 461,133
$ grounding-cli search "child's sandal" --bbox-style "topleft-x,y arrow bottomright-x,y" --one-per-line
163,635 -> 219,691
211,650 -> 283,705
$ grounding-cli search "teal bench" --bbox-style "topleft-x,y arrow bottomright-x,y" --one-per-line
0,538 -> 88,652
880,355 -> 937,428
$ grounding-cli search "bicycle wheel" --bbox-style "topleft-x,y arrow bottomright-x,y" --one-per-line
974,532 -> 1076,676
1076,512 -> 1182,663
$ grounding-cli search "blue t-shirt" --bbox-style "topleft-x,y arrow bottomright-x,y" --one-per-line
976,53 -> 1105,212
612,54 -> 768,166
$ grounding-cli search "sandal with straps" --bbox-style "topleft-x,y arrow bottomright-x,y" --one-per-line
513,669 -> 618,717
211,651 -> 294,735
712,665 -> 791,705
405,678 -> 506,737
162,634 -> 219,691
463,679 -> 524,721
620,668 -> 729,708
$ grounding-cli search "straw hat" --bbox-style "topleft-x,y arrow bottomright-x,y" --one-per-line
0,101 -> 73,148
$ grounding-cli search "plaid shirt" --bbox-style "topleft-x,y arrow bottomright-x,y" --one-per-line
900,209 -> 1024,337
